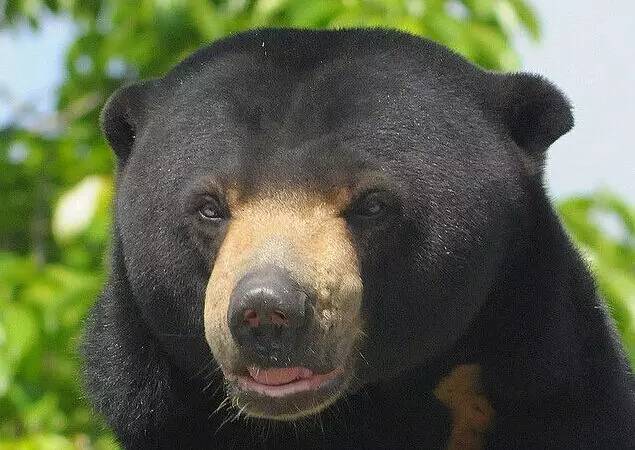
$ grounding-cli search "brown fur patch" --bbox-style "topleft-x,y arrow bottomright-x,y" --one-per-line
434,364 -> 495,450
204,188 -> 363,377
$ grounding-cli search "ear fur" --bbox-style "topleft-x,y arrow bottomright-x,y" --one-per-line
100,82 -> 153,162
490,73 -> 574,172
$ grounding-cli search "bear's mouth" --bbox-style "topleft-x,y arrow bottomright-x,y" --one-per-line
224,364 -> 351,420
238,366 -> 344,397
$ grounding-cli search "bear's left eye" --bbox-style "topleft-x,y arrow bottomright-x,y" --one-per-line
198,196 -> 224,221
349,191 -> 391,220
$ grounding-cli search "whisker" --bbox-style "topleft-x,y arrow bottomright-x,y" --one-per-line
216,413 -> 234,434
358,350 -> 369,366
231,403 -> 250,422
193,359 -> 214,378
210,395 -> 231,419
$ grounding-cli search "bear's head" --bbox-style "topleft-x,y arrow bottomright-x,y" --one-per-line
101,29 -> 572,420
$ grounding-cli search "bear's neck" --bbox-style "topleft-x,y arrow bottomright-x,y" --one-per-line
458,189 -> 632,411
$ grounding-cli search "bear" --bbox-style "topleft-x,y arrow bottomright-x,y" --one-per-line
83,28 -> 635,449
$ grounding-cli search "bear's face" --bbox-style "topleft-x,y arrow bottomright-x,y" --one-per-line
103,29 -> 572,420
202,187 -> 364,418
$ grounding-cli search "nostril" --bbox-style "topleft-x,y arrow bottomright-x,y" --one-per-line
243,309 -> 260,328
270,310 -> 288,327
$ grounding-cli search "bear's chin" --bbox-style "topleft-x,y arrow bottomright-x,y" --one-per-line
223,365 -> 352,420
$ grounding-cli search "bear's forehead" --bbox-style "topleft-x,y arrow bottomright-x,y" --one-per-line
160,29 -> 485,133
167,50 -> 413,134
136,30 -> 498,193
147,66 -> 392,186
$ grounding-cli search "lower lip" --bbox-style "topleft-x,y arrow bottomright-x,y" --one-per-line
234,367 -> 344,398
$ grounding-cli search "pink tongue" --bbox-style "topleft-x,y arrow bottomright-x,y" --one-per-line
248,367 -> 313,385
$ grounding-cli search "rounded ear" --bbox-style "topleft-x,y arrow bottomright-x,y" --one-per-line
100,81 -> 153,162
490,73 -> 574,169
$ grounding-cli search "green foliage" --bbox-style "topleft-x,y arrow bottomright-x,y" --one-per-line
0,0 -> 632,447
558,192 -> 635,364
0,182 -> 114,447
0,252 -> 117,450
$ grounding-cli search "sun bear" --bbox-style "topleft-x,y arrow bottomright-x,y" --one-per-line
83,28 -> 635,449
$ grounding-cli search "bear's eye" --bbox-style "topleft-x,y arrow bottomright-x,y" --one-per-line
198,197 -> 224,221
350,191 -> 390,219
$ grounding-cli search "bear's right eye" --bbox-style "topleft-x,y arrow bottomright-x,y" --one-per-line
347,190 -> 399,224
198,196 -> 224,222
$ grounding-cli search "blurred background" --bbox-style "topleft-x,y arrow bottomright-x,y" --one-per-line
0,1 -> 633,448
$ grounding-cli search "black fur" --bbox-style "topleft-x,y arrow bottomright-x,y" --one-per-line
84,28 -> 634,449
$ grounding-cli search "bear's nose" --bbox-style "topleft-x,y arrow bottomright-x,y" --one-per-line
227,268 -> 314,363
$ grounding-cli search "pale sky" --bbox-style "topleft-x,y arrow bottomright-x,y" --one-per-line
0,14 -> 73,128
1,3 -> 633,201
516,0 -> 634,201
